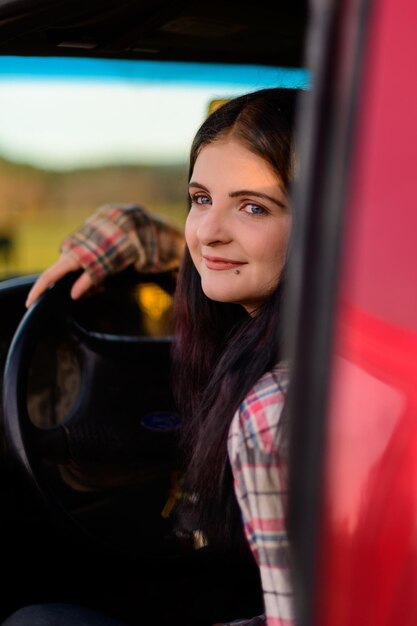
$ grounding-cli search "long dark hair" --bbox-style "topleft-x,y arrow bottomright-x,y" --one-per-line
172,88 -> 298,546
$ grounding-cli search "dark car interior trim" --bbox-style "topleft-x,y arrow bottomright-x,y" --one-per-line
0,0 -> 308,67
285,0 -> 374,624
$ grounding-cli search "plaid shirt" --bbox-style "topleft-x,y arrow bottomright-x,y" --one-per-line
61,203 -> 185,284
227,366 -> 293,626
59,204 -> 293,626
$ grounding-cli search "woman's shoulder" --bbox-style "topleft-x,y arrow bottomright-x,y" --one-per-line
242,362 -> 290,415
248,362 -> 289,399
229,362 -> 290,455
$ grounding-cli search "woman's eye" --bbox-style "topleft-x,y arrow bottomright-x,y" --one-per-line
191,193 -> 211,205
243,203 -> 268,216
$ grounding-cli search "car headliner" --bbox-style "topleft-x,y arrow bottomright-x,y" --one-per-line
0,0 -> 308,67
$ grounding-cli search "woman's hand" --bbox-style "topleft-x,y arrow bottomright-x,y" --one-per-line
25,253 -> 95,308
25,203 -> 185,308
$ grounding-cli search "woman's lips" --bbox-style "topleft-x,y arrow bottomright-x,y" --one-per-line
203,256 -> 246,271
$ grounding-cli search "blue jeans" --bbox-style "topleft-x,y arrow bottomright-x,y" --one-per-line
1,604 -> 129,626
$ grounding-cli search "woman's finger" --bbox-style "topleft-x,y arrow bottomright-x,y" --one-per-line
69,271 -> 95,300
25,254 -> 81,308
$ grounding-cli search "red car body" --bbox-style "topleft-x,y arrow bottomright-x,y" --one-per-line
315,0 -> 417,623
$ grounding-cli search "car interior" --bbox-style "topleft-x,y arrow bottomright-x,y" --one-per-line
0,2 -> 311,625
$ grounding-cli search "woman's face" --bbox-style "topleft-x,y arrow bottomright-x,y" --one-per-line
185,137 -> 291,313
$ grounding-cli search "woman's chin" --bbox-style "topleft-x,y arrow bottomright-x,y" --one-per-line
201,282 -> 237,305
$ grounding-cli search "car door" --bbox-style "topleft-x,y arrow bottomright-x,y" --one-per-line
286,0 -> 417,624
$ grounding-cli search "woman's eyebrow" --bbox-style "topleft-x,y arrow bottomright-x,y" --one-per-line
230,190 -> 286,209
188,181 -> 209,191
188,183 -> 287,209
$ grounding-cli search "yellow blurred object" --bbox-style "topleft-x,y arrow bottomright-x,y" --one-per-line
161,471 -> 183,519
208,98 -> 230,115
137,283 -> 172,321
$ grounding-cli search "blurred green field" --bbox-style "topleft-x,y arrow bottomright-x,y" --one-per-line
0,203 -> 186,279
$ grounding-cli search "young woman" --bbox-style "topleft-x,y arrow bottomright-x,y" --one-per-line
7,87 -> 298,626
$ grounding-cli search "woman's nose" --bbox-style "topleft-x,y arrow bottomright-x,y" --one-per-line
196,204 -> 231,245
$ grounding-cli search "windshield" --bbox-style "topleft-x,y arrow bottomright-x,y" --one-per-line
0,56 -> 309,278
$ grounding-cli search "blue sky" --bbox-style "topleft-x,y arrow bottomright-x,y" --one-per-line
0,57 -> 310,170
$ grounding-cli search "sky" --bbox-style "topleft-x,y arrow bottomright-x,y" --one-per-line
0,57 -> 310,170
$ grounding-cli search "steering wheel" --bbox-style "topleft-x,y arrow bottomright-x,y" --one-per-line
2,269 -> 184,559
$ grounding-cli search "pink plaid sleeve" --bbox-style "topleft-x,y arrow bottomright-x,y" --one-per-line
228,365 -> 294,626
60,203 -> 185,285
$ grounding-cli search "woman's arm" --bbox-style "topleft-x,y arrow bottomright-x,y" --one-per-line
26,203 -> 185,307
228,366 -> 294,626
